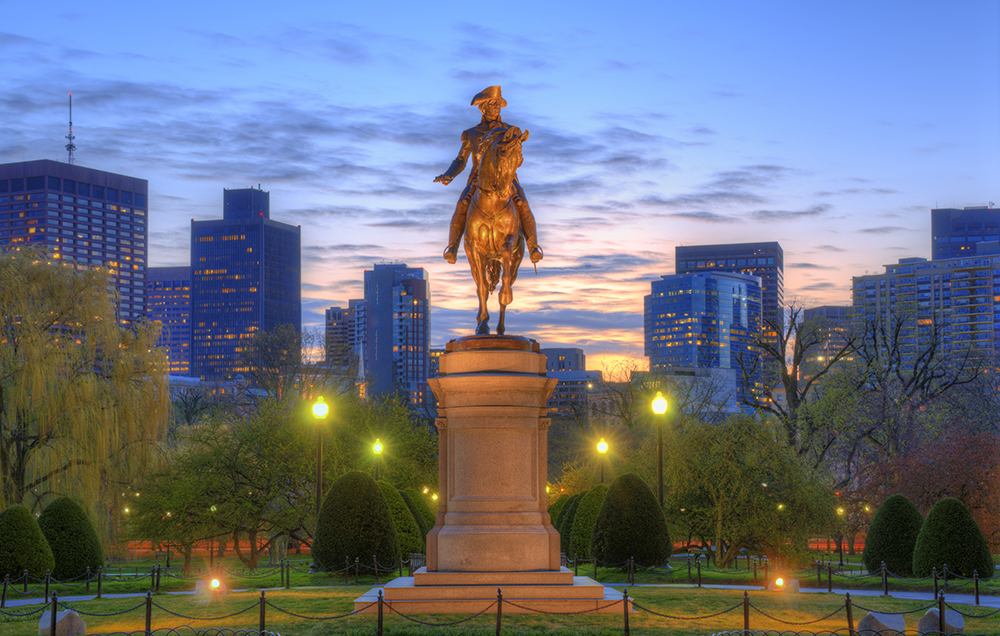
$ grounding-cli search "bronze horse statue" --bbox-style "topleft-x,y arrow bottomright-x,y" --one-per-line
464,125 -> 529,335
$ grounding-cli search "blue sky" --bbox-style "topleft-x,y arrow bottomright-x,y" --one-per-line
3,0 -> 997,369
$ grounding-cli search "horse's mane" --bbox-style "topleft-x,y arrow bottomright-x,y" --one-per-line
478,126 -> 523,196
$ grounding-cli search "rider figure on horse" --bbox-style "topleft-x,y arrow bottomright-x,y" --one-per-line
434,86 -> 543,265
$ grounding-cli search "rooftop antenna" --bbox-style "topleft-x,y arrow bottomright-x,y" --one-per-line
65,93 -> 77,164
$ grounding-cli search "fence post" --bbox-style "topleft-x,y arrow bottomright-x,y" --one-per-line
932,567 -> 938,599
144,590 -> 152,636
23,569 -> 28,593
623,588 -> 629,636
378,589 -> 384,636
85,567 -> 91,594
149,566 -> 156,592
816,561 -> 822,586
97,567 -> 103,599
938,594 -> 945,633
156,565 -> 161,592
495,588 -> 503,636
593,556 -> 598,581
44,570 -> 50,603
0,574 -> 6,608
355,557 -> 360,585
50,592 -> 58,636
974,570 -> 980,606
881,561 -> 888,596
688,557 -> 692,583
259,590 -> 266,633
574,553 -> 578,577
408,554 -> 414,577
285,560 -> 291,590
942,563 -> 948,595
399,557 -> 403,579
846,592 -> 854,636
827,564 -> 833,593
374,555 -> 380,586
345,558 -> 350,585
763,560 -> 768,588
742,591 -> 749,636
697,557 -> 702,588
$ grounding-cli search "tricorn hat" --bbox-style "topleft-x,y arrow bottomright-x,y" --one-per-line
471,86 -> 507,107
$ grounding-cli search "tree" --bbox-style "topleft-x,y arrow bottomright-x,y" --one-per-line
0,248 -> 170,516
591,473 -> 671,568
665,414 -> 834,568
912,497 -> 993,578
0,503 -> 54,578
569,484 -> 608,560
312,471 -> 399,570
37,497 -> 103,580
241,325 -> 356,403
861,494 -> 923,576
378,481 -> 424,556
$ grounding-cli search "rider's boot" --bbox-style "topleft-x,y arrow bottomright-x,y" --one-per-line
516,200 -> 543,263
443,206 -> 468,264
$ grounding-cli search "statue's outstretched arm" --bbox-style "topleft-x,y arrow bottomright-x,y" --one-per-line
434,131 -> 473,185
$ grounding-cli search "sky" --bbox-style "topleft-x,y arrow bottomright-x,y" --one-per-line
2,0 -> 998,371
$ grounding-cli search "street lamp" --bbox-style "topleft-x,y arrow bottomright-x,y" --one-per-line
372,438 -> 383,481
312,396 -> 329,522
597,437 -> 608,483
651,391 -> 668,507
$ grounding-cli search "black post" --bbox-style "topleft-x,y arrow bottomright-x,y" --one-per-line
881,561 -> 888,596
496,588 -> 503,636
374,555 -> 380,586
97,567 -> 102,599
259,590 -> 266,633
593,555 -> 598,581
44,570 -> 50,603
942,563 -> 948,594
938,594 -> 945,633
623,588 -> 630,636
50,592 -> 58,636
399,557 -> 403,579
932,567 -> 938,599
85,567 -> 91,594
149,566 -> 155,591
753,559 -> 758,585
1,573 -> 7,608
687,557 -> 692,583
764,561 -> 768,588
817,561 -> 822,586
408,554 -> 413,577
345,558 -> 350,586
974,570 -> 980,606
23,569 -> 28,593
697,557 -> 702,588
354,557 -> 359,585
827,564 -> 832,593
144,590 -> 152,636
742,591 -> 749,636
378,589 -> 384,636
574,553 -> 578,577
285,560 -> 291,590
156,565 -> 161,592
846,592 -> 854,636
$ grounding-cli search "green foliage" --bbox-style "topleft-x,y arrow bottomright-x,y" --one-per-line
0,504 -> 55,578
402,488 -> 436,532
557,493 -> 584,555
592,473 -> 671,567
400,490 -> 428,536
861,494 -> 923,576
547,494 -> 571,526
313,471 -> 400,570
912,497 -> 994,578
37,497 -> 103,580
377,481 -> 424,556
569,484 -> 608,560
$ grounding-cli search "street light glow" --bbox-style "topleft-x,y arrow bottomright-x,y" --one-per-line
312,396 -> 329,420
373,438 -> 383,454
597,438 -> 608,454
651,391 -> 668,415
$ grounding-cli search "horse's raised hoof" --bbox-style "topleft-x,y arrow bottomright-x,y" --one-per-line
499,286 -> 513,306
443,245 -> 458,264
476,320 -> 490,335
529,245 -> 543,263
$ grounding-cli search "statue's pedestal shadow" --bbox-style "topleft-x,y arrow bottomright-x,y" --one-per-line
354,336 -> 629,614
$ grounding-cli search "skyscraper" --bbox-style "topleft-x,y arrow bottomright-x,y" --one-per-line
325,305 -> 355,367
0,159 -> 148,326
644,271 -> 763,404
931,206 -> 1000,260
190,187 -> 301,381
146,266 -> 192,376
361,263 -> 430,406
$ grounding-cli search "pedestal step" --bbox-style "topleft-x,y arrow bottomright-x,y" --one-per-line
413,566 -> 574,586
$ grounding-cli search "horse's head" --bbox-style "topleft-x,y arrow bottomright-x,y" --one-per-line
479,126 -> 529,196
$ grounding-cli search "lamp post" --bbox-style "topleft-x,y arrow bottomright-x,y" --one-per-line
312,396 -> 329,522
651,391 -> 668,507
372,438 -> 383,481
597,438 -> 608,483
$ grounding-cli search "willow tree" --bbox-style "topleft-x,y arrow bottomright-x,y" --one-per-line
0,248 -> 169,514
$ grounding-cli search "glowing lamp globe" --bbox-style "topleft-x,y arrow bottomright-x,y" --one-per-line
597,438 -> 608,454
652,391 -> 668,415
312,396 -> 329,420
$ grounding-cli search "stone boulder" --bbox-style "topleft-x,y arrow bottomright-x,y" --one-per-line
38,609 -> 86,636
857,611 -> 905,636
916,608 -> 964,634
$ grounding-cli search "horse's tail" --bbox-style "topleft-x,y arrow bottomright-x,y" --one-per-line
486,260 -> 501,294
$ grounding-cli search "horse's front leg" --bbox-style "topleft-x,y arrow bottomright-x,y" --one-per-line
466,243 -> 491,334
498,234 -> 517,307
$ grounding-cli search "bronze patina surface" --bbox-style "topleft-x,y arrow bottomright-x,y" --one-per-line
445,334 -> 540,353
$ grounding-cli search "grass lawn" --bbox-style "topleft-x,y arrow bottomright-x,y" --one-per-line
3,584 -> 999,636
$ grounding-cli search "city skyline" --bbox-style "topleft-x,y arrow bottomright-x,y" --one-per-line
3,1 -> 997,370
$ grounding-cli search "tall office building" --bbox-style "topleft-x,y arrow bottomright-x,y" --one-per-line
325,305 -> 354,367
800,305 -> 853,380
540,347 -> 601,417
644,271 -> 763,404
361,263 -> 430,405
931,206 -> 1000,260
0,160 -> 148,326
190,187 -> 301,381
147,266 -> 192,376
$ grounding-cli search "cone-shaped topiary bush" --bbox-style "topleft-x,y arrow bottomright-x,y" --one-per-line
557,492 -> 584,555
569,484 -> 608,560
548,494 -> 571,527
312,471 -> 400,571
400,490 -> 428,537
377,481 -> 424,557
591,473 -> 671,567
0,504 -> 55,579
403,488 -> 436,532
38,497 -> 104,580
912,497 -> 994,578
862,494 -> 924,577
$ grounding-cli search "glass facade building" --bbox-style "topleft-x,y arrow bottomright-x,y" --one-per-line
0,159 -> 148,326
644,271 -> 763,403
146,266 -> 192,376
931,207 -> 1000,260
190,188 -> 301,381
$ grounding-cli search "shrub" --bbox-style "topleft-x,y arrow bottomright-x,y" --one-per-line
400,490 -> 428,537
38,497 -> 104,580
312,471 -> 400,570
403,488 -> 436,532
557,493 -> 584,555
591,473 -> 671,567
548,494 -> 571,526
377,481 -> 424,557
912,497 -> 994,578
0,504 -> 55,579
862,494 -> 923,576
569,484 -> 608,560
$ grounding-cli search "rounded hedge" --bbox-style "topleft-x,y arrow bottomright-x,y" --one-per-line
312,471 -> 400,570
0,504 -> 55,579
403,488 -> 437,532
569,484 -> 608,560
862,494 -> 924,577
557,493 -> 584,555
400,490 -> 428,537
912,497 -> 993,579
547,494 -> 571,527
38,497 -> 104,580
377,481 -> 424,557
591,473 -> 671,567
